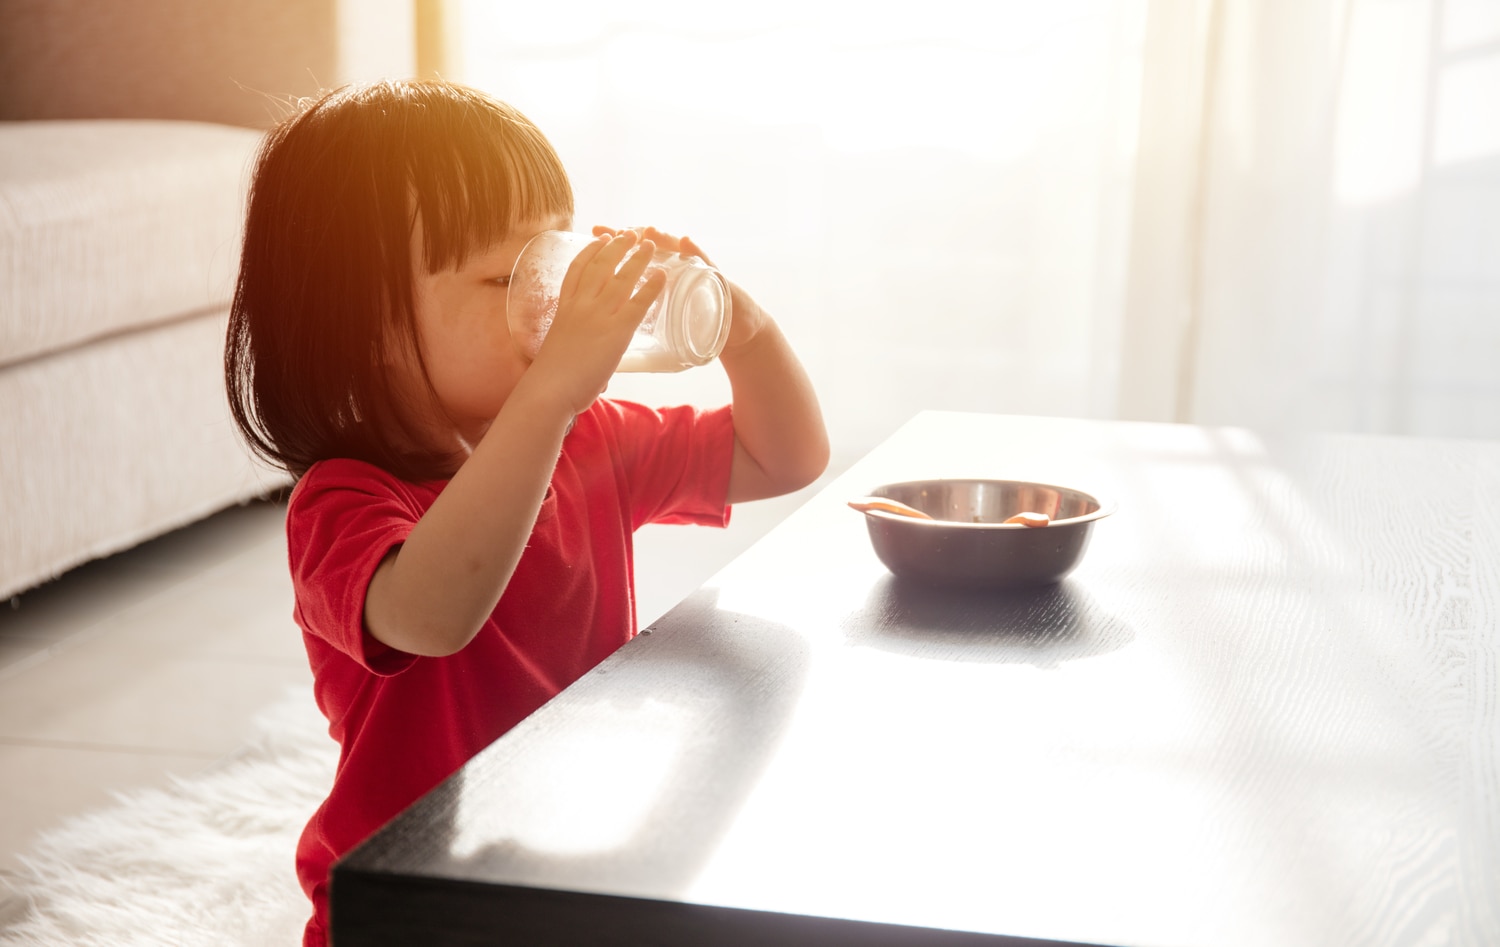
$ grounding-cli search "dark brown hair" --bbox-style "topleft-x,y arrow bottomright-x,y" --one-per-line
224,79 -> 574,480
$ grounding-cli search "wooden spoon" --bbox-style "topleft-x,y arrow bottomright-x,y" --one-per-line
1003,512 -> 1052,527
848,497 -> 935,520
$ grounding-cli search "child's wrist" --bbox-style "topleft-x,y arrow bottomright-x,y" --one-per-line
506,367 -> 591,431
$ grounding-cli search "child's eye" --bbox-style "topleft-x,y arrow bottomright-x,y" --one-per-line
490,275 -> 512,288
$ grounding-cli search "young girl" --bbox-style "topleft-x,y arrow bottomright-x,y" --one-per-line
223,78 -> 828,946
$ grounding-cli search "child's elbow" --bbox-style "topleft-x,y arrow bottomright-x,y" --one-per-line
775,438 -> 831,495
729,429 -> 830,503
369,613 -> 479,659
802,440 -> 832,489
419,623 -> 481,658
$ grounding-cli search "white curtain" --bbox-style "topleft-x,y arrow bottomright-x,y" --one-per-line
452,0 -> 1500,465
1138,0 -> 1500,439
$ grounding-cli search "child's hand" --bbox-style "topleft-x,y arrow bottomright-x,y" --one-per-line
595,223 -> 827,504
530,231 -> 665,414
592,225 -> 768,351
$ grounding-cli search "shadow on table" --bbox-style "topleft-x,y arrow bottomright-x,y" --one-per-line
843,578 -> 1135,669
336,585 -> 814,913
335,585 -> 1129,945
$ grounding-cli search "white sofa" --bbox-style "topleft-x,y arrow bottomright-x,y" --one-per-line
0,0 -> 419,600
0,120 -> 281,600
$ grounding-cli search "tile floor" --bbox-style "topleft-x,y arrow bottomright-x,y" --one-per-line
0,470 -> 833,925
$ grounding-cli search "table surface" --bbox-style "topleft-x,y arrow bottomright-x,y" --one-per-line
333,411 -> 1500,947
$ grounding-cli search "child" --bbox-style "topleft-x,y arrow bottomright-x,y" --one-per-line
223,78 -> 828,946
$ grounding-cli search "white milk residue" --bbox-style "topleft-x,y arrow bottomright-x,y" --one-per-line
617,344 -> 689,373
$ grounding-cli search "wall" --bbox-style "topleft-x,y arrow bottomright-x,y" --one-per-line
0,0 -> 416,128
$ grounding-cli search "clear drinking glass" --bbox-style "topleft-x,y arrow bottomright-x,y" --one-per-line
507,230 -> 731,373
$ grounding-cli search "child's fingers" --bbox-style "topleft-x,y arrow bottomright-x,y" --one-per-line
559,233 -> 612,301
620,267 -> 667,320
592,224 -> 649,240
641,226 -> 689,257
679,235 -> 714,267
594,238 -> 658,311
575,230 -> 641,299
618,236 -> 656,282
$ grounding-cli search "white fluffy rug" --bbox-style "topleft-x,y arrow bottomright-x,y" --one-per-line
0,686 -> 335,947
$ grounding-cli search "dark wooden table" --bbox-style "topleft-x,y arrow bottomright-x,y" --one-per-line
333,411 -> 1500,947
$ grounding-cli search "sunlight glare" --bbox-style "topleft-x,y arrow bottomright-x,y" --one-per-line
449,697 -> 690,859
816,44 -> 1045,158
1442,0 -> 1500,49
1433,56 -> 1500,167
460,1 -> 608,46
1332,0 -> 1430,205
480,58 -> 603,125
458,1 -> 1109,162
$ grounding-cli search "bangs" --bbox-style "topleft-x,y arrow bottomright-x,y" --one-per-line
227,78 -> 578,482
405,88 -> 573,273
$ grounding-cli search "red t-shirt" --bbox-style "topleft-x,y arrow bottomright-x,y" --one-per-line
287,399 -> 734,947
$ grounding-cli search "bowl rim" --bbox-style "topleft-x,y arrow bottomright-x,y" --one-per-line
864,478 -> 1117,529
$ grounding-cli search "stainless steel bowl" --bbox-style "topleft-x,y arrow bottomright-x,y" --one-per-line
858,479 -> 1114,588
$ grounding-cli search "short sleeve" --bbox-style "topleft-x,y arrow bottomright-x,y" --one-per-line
589,400 -> 735,530
285,459 -> 428,676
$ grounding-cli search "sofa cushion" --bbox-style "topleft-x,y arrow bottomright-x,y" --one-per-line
0,120 -> 263,367
0,305 -> 287,600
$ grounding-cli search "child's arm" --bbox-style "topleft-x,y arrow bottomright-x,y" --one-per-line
716,279 -> 830,503
596,226 -> 830,503
363,232 -> 664,658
